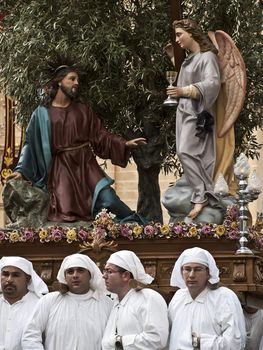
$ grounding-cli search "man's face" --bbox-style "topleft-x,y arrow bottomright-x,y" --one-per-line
102,263 -> 127,294
59,71 -> 79,99
1,266 -> 30,303
64,267 -> 91,294
182,263 -> 209,298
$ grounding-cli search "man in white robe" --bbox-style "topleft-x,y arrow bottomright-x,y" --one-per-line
168,247 -> 246,350
243,306 -> 263,350
0,256 -> 48,350
101,250 -> 169,350
22,253 -> 113,350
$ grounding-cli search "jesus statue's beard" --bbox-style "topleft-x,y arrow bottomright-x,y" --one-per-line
60,85 -> 78,99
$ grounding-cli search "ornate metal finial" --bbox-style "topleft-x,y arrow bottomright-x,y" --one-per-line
234,153 -> 250,178
214,173 -> 229,196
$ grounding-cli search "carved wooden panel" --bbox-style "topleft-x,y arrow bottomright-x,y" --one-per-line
0,238 -> 262,305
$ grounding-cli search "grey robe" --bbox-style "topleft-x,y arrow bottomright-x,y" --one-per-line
176,51 -> 221,204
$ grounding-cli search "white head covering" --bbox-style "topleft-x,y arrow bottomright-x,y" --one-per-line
57,253 -> 106,294
107,250 -> 153,285
0,256 -> 49,297
170,247 -> 220,288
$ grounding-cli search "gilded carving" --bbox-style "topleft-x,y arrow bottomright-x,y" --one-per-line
233,260 -> 247,282
40,262 -> 53,284
254,259 -> 263,283
143,261 -> 157,280
218,265 -> 230,277
79,234 -> 118,254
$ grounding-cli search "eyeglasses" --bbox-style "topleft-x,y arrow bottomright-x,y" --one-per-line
102,269 -> 123,275
182,267 -> 207,274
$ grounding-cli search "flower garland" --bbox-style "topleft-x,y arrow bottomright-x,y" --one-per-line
0,206 -> 262,249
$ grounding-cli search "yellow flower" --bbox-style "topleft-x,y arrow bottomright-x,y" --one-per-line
189,226 -> 197,237
215,225 -> 225,236
66,228 -> 77,241
230,221 -> 238,229
106,224 -> 118,238
133,225 -> 143,237
9,230 -> 20,242
39,229 -> 48,240
160,224 -> 170,235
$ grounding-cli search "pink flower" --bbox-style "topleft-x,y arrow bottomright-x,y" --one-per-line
228,205 -> 239,219
227,230 -> 239,240
257,237 -> 263,248
144,225 -> 155,237
0,231 -> 6,241
223,219 -> 232,227
21,229 -> 35,242
201,225 -> 212,235
50,228 -> 64,242
171,225 -> 183,235
78,229 -> 89,241
94,226 -> 106,239
120,225 -> 133,239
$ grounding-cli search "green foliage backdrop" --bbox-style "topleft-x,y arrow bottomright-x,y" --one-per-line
0,0 -> 262,220
0,0 -> 177,221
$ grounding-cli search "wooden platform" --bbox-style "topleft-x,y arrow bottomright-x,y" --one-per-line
1,236 -> 262,306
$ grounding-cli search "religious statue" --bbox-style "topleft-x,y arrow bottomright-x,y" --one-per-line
3,62 -> 147,228
162,19 -> 246,224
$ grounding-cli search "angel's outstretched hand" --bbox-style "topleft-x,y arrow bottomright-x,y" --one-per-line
126,138 -> 147,148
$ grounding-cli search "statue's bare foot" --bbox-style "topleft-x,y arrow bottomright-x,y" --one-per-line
187,202 -> 208,220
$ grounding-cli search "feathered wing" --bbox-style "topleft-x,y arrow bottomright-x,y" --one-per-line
208,30 -> 247,137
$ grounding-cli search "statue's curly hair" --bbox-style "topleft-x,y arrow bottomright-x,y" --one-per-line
38,54 -> 84,106
41,65 -> 80,106
173,19 -> 218,54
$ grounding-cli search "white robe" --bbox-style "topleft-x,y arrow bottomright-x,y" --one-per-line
0,291 -> 41,350
101,288 -> 169,350
176,51 -> 221,204
260,334 -> 263,350
168,286 -> 246,350
22,290 -> 113,350
244,309 -> 263,350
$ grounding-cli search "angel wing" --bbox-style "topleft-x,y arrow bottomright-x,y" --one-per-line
208,30 -> 247,138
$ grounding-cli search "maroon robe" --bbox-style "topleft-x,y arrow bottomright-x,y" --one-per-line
47,102 -> 130,222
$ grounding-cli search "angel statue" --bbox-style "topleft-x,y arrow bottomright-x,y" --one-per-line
162,18 -> 246,224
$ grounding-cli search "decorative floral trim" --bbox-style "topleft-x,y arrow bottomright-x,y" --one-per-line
249,215 -> 263,250
0,206 -> 262,249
